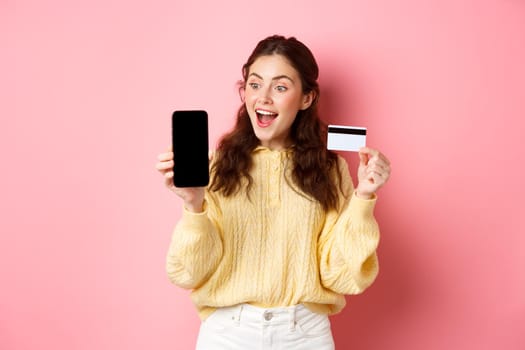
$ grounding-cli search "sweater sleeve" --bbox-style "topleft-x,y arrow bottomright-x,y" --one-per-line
165,191 -> 223,289
318,157 -> 380,295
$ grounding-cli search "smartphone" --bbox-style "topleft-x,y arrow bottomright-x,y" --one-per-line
171,110 -> 209,187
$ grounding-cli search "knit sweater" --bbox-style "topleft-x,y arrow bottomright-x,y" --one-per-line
166,146 -> 380,320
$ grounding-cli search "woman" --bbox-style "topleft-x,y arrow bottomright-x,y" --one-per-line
156,35 -> 391,349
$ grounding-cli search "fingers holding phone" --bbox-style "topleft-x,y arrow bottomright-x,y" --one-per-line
156,147 -> 206,212
156,147 -> 176,191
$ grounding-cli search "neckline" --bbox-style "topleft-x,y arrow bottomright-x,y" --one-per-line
253,145 -> 294,154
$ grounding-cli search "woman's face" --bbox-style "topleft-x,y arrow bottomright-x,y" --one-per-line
244,54 -> 313,150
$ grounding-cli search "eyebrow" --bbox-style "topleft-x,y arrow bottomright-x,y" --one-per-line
248,72 -> 295,84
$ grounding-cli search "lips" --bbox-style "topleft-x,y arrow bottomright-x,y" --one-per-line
255,109 -> 278,128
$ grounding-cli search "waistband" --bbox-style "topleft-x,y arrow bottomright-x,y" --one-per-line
211,304 -> 321,330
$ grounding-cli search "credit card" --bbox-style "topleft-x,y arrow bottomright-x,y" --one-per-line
327,125 -> 367,152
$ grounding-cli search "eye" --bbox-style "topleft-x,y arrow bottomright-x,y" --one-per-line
248,82 -> 261,90
275,85 -> 288,92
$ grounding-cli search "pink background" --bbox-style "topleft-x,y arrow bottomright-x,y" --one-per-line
2,0 -> 524,349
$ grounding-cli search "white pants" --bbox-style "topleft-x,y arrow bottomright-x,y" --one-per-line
195,304 -> 335,350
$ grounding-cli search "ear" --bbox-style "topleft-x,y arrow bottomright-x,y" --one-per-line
239,85 -> 246,103
300,91 -> 315,110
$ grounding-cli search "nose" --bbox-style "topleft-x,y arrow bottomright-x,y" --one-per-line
258,86 -> 273,104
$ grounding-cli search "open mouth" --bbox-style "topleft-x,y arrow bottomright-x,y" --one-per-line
256,109 -> 278,127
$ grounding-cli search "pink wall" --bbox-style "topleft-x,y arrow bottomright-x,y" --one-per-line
2,0 -> 524,349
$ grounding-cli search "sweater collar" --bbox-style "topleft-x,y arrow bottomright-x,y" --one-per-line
253,145 -> 294,154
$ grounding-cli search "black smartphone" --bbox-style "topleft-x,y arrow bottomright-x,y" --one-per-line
171,110 -> 209,187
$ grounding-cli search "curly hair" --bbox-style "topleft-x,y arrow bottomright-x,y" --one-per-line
210,35 -> 341,212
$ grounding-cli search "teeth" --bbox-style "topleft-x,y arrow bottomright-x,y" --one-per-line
256,109 -> 277,116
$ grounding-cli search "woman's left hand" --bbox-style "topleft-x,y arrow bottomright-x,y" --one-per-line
355,147 -> 391,199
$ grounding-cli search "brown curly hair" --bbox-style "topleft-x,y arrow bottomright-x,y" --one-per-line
210,35 -> 341,211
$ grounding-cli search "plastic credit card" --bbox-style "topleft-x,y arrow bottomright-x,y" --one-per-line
327,125 -> 367,152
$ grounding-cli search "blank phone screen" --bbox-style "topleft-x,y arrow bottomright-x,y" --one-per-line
172,110 -> 209,187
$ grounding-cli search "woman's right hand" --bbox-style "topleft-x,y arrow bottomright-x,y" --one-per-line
156,147 -> 205,213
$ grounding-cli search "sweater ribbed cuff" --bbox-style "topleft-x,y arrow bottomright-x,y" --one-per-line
348,191 -> 377,219
180,201 -> 210,227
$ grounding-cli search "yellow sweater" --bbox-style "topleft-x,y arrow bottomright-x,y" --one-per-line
166,147 -> 380,320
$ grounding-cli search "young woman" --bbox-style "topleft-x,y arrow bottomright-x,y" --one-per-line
156,35 -> 391,349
